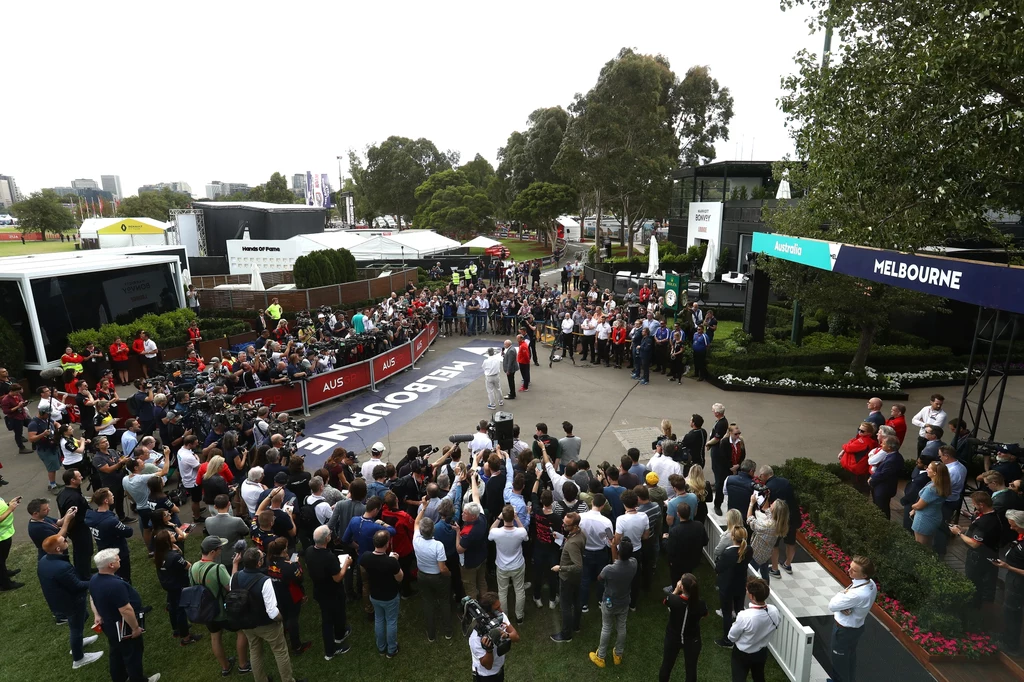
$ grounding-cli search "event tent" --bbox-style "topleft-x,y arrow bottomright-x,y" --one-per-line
291,231 -> 368,253
349,231 -> 461,260
462,235 -> 502,249
79,217 -> 173,248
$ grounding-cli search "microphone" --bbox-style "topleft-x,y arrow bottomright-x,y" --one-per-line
449,434 -> 474,444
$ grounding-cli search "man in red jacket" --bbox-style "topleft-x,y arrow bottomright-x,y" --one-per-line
839,422 -> 878,492
886,403 -> 907,446
381,491 -> 416,597
516,333 -> 531,392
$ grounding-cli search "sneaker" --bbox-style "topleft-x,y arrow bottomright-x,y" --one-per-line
147,675 -> 161,682
629,606 -> 637,612
535,598 -> 544,608
498,401 -> 504,406
334,626 -> 351,642
715,609 -> 723,617
72,652 -> 103,669
713,507 -> 723,516
487,404 -> 496,409
715,638 -> 734,649
236,662 -> 252,675
292,642 -> 312,655
180,633 -> 203,646
581,605 -> 589,614
83,634 -> 99,647
612,652 -> 622,665
782,563 -> 794,575
524,582 -> 532,590
18,447 -> 33,454
326,641 -> 351,659
0,581 -> 24,591
55,617 -> 69,625
770,569 -> 782,578
427,636 -> 435,643
444,633 -> 453,640
516,615 -> 524,625
549,600 -> 557,610
640,380 -> 648,385
386,644 -> 400,659
589,652 -> 606,668
550,633 -> 572,643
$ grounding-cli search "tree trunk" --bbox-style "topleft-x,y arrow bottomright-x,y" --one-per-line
38,229 -> 46,242
594,190 -> 603,263
849,323 -> 876,373
625,219 -> 634,259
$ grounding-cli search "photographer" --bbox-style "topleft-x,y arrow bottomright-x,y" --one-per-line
28,404 -> 62,494
129,379 -> 156,436
468,592 -> 520,680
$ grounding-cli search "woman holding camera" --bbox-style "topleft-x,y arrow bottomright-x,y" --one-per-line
746,497 -> 789,582
201,454 -> 231,508
153,528 -> 201,645
265,536 -> 311,655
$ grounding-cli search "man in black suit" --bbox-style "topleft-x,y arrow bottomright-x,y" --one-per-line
681,414 -> 708,473
865,397 -> 885,431
868,436 -> 904,520
706,404 -> 731,516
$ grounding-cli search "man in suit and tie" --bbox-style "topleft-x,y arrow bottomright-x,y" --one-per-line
868,437 -> 903,519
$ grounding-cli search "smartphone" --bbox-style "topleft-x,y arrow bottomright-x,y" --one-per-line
987,558 -> 998,563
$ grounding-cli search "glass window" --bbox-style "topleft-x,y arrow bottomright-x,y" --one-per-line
31,264 -> 178,361
0,281 -> 38,365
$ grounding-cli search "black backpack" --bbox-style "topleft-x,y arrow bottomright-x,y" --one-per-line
180,563 -> 221,625
225,572 -> 270,630
297,497 -> 329,537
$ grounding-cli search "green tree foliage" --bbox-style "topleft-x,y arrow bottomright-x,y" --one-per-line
117,189 -> 192,222
248,172 -> 303,204
10,190 -> 76,241
672,65 -> 735,166
345,152 -> 376,224
361,136 -> 457,227
413,170 -> 495,241
292,253 -> 318,289
508,182 -> 576,251
323,249 -> 348,285
0,316 -> 26,376
496,107 -> 570,201
458,154 -> 496,190
766,0 -> 1021,370
558,48 -> 678,257
337,248 -> 357,282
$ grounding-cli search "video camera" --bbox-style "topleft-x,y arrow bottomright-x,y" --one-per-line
460,597 -> 512,656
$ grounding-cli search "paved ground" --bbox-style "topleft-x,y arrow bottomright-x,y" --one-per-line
5,323 -> 1023,542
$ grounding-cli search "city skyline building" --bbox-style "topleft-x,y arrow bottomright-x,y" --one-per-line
0,175 -> 24,208
100,175 -> 123,200
71,178 -> 99,190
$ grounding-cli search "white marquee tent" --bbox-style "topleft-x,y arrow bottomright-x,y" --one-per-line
349,231 -> 461,260
462,235 -> 501,249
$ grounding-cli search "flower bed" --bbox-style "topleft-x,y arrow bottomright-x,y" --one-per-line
800,510 -> 996,659
710,365 -> 969,397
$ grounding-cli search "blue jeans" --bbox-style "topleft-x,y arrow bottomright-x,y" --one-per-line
467,314 -> 477,335
370,595 -> 400,655
579,548 -> 609,609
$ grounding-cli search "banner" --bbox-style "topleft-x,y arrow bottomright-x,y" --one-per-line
752,232 -> 1024,315
371,342 -> 413,386
96,218 -> 165,235
425,319 -> 439,345
305,172 -> 332,209
233,382 -> 306,413
412,330 -> 428,360
305,361 -> 373,408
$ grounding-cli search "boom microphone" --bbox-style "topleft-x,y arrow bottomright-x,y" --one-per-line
449,434 -> 474,444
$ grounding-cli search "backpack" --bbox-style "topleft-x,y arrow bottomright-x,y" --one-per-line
180,563 -> 222,625
225,572 -> 270,630
297,497 -> 329,537
125,393 -> 142,417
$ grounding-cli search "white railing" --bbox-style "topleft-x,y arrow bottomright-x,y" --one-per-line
702,514 -> 814,682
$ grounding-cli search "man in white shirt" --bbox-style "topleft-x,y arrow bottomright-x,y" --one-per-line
827,556 -> 878,682
541,448 -> 579,504
477,294 -> 490,334
648,442 -> 682,494
305,476 -> 334,526
488,505 -> 529,624
468,593 -> 520,678
37,386 -> 67,420
470,420 -> 493,457
910,394 -> 947,456
482,348 -> 504,410
595,316 -> 612,367
612,490 -> 650,609
578,493 -> 614,612
413,501 -> 452,641
560,313 -> 576,361
728,578 -> 780,679
241,467 -> 266,517
177,434 -> 203,521
580,315 -> 598,362
140,332 -> 159,380
361,442 -> 386,481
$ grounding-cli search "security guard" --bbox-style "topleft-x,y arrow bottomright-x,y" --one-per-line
951,490 -> 1000,607
827,555 -> 878,682
469,262 -> 478,285
452,269 -> 460,287
994,509 -> 1024,655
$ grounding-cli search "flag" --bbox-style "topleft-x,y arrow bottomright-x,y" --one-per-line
89,198 -> 95,218
77,196 -> 84,221
321,173 -> 332,208
98,197 -> 104,215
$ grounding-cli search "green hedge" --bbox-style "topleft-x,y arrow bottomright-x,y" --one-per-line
67,309 -> 248,351
778,458 -> 974,634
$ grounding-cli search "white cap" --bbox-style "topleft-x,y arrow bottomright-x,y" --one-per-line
372,442 -> 386,453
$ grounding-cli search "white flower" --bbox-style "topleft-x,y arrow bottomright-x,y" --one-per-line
823,366 -> 835,374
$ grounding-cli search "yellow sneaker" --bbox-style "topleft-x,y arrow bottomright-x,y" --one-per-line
589,652 -> 606,668
612,652 -> 622,666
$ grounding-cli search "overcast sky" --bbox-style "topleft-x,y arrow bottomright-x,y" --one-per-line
6,1 -> 821,198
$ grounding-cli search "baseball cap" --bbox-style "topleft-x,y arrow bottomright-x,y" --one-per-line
645,472 -> 660,486
201,536 -> 228,553
210,357 -> 221,363
372,442 -> 386,453
39,403 -> 52,413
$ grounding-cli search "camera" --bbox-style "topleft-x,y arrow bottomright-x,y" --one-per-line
461,597 -> 512,656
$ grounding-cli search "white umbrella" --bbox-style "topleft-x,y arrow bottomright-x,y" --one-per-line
776,170 -> 792,200
646,235 -> 659,276
180,268 -> 192,287
701,239 -> 718,283
250,263 -> 265,291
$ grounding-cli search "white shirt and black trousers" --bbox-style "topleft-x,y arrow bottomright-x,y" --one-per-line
728,603 -> 779,682
828,578 -> 877,682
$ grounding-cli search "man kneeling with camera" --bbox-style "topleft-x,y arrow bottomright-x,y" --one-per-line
465,592 -> 520,680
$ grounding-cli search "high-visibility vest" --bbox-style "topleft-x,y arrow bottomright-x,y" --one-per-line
452,272 -> 461,285
469,264 -> 477,276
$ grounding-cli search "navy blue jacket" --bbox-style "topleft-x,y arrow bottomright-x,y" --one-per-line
900,467 -> 931,507
38,553 -> 88,617
869,451 -> 904,497
725,473 -> 755,514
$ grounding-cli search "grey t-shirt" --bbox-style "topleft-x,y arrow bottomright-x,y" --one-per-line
559,436 -> 582,465
122,474 -> 156,510
599,557 -> 638,608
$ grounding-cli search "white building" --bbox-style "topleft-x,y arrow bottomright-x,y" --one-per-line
0,174 -> 22,208
72,178 -> 99,190
100,175 -> 123,200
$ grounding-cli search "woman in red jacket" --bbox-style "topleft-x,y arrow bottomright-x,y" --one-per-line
187,320 -> 202,344
839,422 -> 878,492
611,320 -> 628,369
109,336 -> 131,386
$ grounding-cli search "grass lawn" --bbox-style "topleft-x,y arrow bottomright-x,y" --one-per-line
1,539 -> 787,682
0,240 -> 79,257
